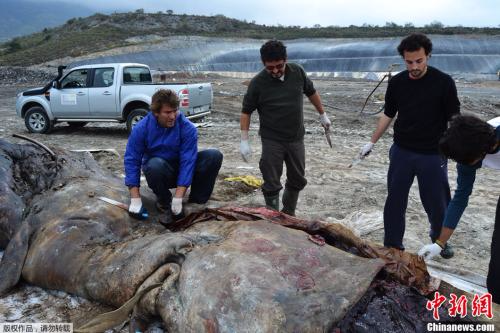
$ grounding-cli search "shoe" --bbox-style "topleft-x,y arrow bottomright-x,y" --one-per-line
440,243 -> 454,259
156,201 -> 170,213
173,212 -> 185,222
156,202 -> 174,226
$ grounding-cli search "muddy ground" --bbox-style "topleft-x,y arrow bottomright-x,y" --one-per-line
0,73 -> 499,328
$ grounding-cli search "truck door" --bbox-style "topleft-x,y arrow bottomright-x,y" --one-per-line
88,67 -> 118,117
50,69 -> 90,118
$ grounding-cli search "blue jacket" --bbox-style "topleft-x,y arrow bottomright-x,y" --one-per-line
124,112 -> 197,188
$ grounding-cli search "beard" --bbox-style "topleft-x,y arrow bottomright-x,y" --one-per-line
410,70 -> 423,78
271,70 -> 284,79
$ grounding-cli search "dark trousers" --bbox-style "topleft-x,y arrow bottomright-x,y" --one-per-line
487,196 -> 500,304
143,149 -> 223,205
259,138 -> 307,196
384,144 -> 451,249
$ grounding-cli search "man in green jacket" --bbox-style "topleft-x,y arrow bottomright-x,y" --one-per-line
239,40 -> 331,216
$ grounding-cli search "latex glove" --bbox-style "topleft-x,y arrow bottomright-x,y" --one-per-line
319,113 -> 331,130
171,197 -> 183,215
418,243 -> 442,260
240,140 -> 251,162
240,130 -> 251,162
359,142 -> 374,158
129,197 -> 143,214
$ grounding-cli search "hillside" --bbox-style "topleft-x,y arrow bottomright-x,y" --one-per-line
1,10 -> 500,66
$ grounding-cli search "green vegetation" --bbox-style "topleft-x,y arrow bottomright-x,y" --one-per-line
1,11 -> 499,66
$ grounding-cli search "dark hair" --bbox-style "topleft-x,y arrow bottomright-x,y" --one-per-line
439,114 -> 496,164
151,89 -> 179,113
260,40 -> 287,63
397,33 -> 433,56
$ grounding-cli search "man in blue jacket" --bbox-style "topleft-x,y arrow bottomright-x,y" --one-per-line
124,89 -> 223,224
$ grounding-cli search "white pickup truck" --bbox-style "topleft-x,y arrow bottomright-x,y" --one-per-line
16,63 -> 213,134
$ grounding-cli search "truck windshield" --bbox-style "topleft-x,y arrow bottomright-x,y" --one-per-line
123,67 -> 152,84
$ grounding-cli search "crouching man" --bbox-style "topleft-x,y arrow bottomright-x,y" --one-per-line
124,89 -> 223,224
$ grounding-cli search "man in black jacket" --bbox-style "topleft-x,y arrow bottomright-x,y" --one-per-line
359,33 -> 460,255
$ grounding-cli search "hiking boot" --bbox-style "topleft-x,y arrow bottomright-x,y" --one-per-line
440,243 -> 454,259
431,237 -> 454,259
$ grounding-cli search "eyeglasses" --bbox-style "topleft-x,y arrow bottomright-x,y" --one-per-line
265,63 -> 285,71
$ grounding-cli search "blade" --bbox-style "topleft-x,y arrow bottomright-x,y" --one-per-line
348,156 -> 364,168
324,128 -> 333,148
97,196 -> 128,211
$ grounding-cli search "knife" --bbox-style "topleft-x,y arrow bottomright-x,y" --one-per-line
324,127 -> 333,149
348,155 -> 364,168
97,196 -> 149,220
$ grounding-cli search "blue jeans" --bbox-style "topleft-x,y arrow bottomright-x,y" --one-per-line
143,149 -> 223,205
384,144 -> 451,249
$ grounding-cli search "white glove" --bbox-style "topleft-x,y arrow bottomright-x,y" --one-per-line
171,197 -> 183,215
359,142 -> 374,158
418,243 -> 442,260
240,140 -> 251,162
240,130 -> 252,162
319,113 -> 331,130
129,197 -> 143,214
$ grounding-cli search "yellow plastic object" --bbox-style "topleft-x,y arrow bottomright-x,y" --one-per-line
224,175 -> 263,188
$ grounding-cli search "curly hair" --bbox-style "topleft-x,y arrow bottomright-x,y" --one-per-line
397,33 -> 433,56
260,40 -> 287,63
150,89 -> 179,113
439,114 -> 496,165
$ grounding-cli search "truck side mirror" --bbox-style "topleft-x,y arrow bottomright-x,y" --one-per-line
52,81 -> 59,89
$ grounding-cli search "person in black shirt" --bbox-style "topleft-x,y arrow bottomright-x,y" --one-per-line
239,40 -> 331,216
359,33 -> 460,255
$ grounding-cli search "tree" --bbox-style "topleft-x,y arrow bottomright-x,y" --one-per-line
166,10 -> 173,15
425,20 -> 444,29
6,38 -> 22,53
385,21 -> 399,28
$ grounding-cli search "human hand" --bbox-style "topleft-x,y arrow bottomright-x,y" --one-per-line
418,243 -> 442,260
240,140 -> 251,162
171,197 -> 183,215
359,142 -> 374,158
319,113 -> 331,130
129,197 -> 143,214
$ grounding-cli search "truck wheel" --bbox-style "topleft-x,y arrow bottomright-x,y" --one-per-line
126,109 -> 148,134
67,121 -> 88,128
25,107 -> 53,134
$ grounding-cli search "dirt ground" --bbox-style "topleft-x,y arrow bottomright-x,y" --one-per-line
0,74 -> 499,328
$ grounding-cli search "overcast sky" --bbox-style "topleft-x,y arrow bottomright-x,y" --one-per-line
51,0 -> 499,28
